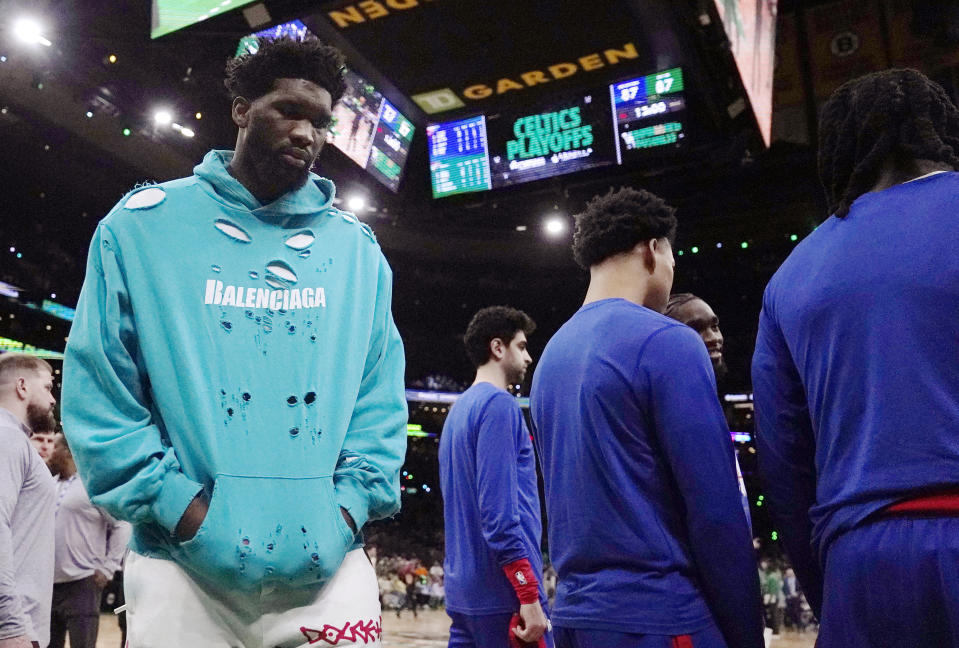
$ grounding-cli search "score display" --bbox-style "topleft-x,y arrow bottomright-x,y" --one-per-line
427,116 -> 492,198
428,67 -> 688,198
611,67 -> 686,164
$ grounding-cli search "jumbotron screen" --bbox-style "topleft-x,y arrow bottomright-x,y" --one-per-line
152,0 -> 258,39
235,20 -> 311,56
329,71 -> 415,193
610,67 -> 686,164
428,67 -> 686,198
485,91 -> 616,189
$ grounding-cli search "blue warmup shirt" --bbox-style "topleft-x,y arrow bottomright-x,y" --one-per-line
531,299 -> 763,648
752,171 -> 959,618
439,382 -> 546,614
62,150 -> 408,596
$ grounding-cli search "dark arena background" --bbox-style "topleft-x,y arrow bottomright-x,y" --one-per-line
2,0 -> 959,645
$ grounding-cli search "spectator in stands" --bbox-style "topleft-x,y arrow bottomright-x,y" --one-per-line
782,568 -> 805,632
0,353 -> 57,648
46,434 -> 131,648
28,430 -> 56,465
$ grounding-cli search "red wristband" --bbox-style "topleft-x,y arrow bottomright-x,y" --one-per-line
502,558 -> 539,605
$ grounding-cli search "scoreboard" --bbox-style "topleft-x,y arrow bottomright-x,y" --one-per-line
428,66 -> 688,198
427,115 -> 492,198
610,67 -> 686,164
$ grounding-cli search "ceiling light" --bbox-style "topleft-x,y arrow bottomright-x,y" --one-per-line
515,225 -> 527,232
107,54 -> 117,64
544,216 -> 567,237
347,196 -> 366,212
85,111 -> 93,118
153,110 -> 173,126
13,17 -> 52,47
195,112 -> 202,120
180,127 -> 195,138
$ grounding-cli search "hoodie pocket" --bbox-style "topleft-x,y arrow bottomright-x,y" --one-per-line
174,474 -> 352,591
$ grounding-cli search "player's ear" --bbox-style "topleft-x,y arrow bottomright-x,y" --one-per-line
640,240 -> 656,274
232,97 -> 251,128
489,337 -> 506,361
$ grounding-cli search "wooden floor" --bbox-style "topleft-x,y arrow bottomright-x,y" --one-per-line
91,607 -> 817,647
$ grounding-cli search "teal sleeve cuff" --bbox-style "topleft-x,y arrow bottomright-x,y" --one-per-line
151,470 -> 204,535
334,480 -> 371,533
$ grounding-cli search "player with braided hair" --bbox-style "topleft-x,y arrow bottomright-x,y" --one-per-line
818,67 -> 959,217
754,68 -> 959,646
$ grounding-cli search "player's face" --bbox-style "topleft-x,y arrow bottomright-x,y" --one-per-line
504,331 -> 533,385
673,298 -> 725,370
30,432 -> 56,461
237,78 -> 334,195
24,369 -> 56,434
645,238 -> 675,313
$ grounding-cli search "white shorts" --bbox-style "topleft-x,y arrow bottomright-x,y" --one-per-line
124,549 -> 381,647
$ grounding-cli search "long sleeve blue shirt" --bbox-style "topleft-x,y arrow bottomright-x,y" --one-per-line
531,299 -> 763,646
752,171 -> 959,618
439,382 -> 545,614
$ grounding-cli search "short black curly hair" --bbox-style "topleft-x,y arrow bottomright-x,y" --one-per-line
572,187 -> 677,269
224,36 -> 347,104
463,306 -> 536,368
818,68 -> 959,218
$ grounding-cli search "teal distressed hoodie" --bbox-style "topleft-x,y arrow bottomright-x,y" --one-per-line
62,150 -> 407,592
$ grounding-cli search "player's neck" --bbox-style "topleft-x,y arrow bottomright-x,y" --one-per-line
473,364 -> 509,392
869,156 -> 953,194
583,260 -> 652,308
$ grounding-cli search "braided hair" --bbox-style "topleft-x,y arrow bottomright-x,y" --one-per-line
663,293 -> 699,320
818,68 -> 959,218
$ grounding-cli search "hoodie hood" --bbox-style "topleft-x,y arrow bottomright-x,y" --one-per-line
193,150 -> 336,220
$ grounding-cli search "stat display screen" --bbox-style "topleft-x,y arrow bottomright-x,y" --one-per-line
427,116 -> 493,198
610,67 -> 686,163
428,66 -> 689,198
485,91 -> 616,188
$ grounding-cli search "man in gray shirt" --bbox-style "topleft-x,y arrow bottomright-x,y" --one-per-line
0,353 -> 57,648
47,434 -> 130,648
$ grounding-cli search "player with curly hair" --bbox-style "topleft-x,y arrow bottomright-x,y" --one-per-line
531,187 -> 764,648
62,36 -> 407,647
754,68 -> 959,645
